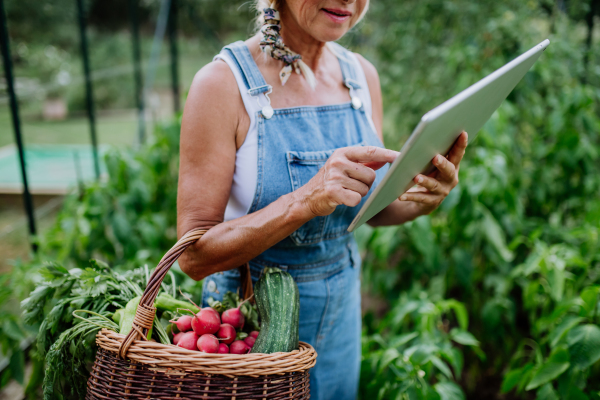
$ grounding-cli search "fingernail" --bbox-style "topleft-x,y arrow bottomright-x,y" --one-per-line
400,195 -> 407,201
435,155 -> 442,164
416,176 -> 423,183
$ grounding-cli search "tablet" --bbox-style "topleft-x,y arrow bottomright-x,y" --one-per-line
347,39 -> 550,232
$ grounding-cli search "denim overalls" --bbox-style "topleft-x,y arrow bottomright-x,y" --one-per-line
201,41 -> 388,400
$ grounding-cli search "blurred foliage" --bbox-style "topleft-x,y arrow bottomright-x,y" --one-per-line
0,120 -> 202,394
38,120 -> 181,266
1,0 -> 600,398
349,0 -> 600,398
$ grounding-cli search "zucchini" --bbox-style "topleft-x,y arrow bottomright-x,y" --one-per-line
251,267 -> 300,354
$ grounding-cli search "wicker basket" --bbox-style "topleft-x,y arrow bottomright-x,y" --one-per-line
86,229 -> 317,399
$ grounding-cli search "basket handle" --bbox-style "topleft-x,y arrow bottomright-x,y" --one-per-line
118,228 -> 253,358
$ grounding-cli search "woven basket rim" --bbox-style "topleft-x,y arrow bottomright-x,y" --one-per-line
96,329 -> 317,378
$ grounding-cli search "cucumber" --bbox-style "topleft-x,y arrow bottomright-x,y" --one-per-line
251,267 -> 300,354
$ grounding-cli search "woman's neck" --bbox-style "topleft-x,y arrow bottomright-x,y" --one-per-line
278,5 -> 326,72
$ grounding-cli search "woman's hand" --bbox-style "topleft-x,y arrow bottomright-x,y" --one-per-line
399,131 -> 468,214
297,146 -> 399,218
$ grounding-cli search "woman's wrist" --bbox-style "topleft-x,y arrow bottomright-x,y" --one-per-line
283,190 -> 315,225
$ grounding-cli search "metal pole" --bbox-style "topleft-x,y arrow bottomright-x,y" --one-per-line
583,0 -> 599,83
168,0 -> 180,113
128,0 -> 145,145
75,0 -> 100,180
0,0 -> 37,249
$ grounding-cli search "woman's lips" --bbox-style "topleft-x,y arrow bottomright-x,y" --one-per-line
321,8 -> 351,23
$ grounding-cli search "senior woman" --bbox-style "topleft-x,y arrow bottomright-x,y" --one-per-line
177,0 -> 468,398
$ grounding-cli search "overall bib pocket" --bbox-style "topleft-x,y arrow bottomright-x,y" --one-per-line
286,143 -> 364,246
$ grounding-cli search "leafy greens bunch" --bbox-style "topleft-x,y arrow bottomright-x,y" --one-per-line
21,260 -> 181,400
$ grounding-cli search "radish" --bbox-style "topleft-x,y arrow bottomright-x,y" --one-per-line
217,343 -> 229,354
191,308 -> 221,335
177,331 -> 199,351
217,323 -> 236,345
203,307 -> 221,321
249,331 -> 259,339
172,332 -> 184,345
171,315 -> 193,332
197,334 -> 219,353
221,307 -> 245,329
243,336 -> 256,348
230,340 -> 251,354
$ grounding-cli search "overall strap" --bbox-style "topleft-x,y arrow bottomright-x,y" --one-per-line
327,42 -> 362,91
221,41 -> 272,96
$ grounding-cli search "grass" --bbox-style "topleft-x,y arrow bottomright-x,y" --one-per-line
0,110 -> 139,148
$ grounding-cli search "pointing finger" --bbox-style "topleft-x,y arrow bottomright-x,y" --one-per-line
344,146 -> 399,165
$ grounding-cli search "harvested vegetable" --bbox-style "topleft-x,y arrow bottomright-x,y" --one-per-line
208,291 -> 259,332
251,267 -> 300,354
191,308 -> 221,335
217,323 -> 236,345
171,315 -> 193,332
197,334 -> 219,353
244,336 -> 256,347
218,343 -> 230,354
173,332 -> 184,345
177,331 -> 199,350
230,340 -> 251,354
222,307 -> 245,329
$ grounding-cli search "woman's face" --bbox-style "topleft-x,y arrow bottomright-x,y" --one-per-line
281,0 -> 369,42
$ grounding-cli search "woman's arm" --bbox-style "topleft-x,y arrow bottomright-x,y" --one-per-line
356,55 -> 467,227
177,61 -> 397,280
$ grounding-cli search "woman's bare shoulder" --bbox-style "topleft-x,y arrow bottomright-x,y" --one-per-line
187,59 -> 241,110
183,59 -> 248,146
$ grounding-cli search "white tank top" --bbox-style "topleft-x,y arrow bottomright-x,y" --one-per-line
214,46 -> 375,222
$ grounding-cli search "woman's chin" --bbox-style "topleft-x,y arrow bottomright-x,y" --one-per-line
310,26 -> 349,43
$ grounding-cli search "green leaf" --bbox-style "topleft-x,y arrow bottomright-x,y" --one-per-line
2,319 -> 24,341
430,355 -> 453,378
9,350 -> 25,384
568,324 -> 600,369
378,348 -> 401,373
580,286 -> 600,316
548,316 -> 584,348
536,383 -> 560,400
441,347 -> 463,379
407,344 -> 437,365
547,268 -> 565,302
388,332 -> 419,348
439,299 -> 469,330
449,329 -> 480,346
502,364 -> 532,393
525,349 -> 570,391
564,384 -> 590,400
478,204 -> 514,262
434,381 -> 465,400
